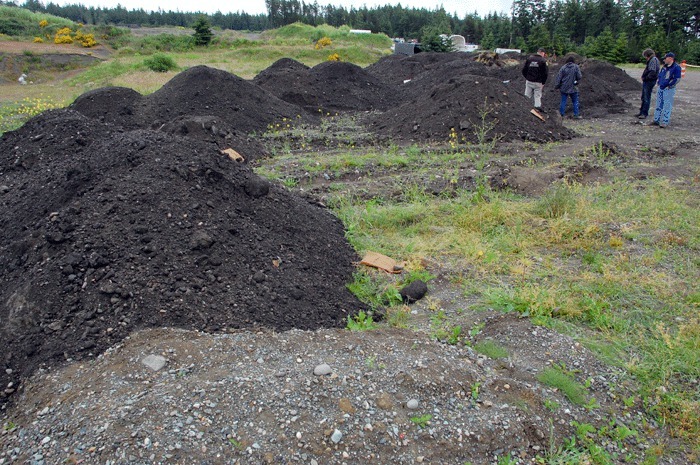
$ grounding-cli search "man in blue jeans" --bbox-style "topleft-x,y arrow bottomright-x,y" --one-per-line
555,56 -> 582,119
651,52 -> 682,128
636,49 -> 660,119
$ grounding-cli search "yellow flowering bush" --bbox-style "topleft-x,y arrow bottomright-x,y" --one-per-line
74,30 -> 97,47
327,53 -> 341,61
39,20 -> 48,28
54,27 -> 73,44
33,37 -> 44,43
315,36 -> 332,50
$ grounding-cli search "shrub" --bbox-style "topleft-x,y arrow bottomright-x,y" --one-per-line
143,53 -> 178,72
54,26 -> 73,44
315,36 -> 332,49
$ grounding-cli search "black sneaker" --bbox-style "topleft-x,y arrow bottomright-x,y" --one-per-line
637,114 -> 647,119
534,107 -> 547,113
649,120 -> 660,126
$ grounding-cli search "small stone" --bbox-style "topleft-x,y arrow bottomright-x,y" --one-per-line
142,355 -> 167,371
407,399 -> 420,409
41,436 -> 51,445
313,364 -> 332,376
330,429 -> 342,443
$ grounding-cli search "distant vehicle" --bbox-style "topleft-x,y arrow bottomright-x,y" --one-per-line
495,48 -> 522,55
449,35 -> 479,52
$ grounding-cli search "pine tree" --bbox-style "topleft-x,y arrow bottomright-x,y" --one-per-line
192,15 -> 213,46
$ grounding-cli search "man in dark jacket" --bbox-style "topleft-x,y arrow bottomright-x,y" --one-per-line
522,48 -> 548,111
555,56 -> 583,119
651,52 -> 682,128
637,48 -> 660,119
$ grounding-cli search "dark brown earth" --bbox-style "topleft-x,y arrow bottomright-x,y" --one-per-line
0,108 -> 364,407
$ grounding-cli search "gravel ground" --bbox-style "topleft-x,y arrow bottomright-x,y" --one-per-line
0,311 -> 674,465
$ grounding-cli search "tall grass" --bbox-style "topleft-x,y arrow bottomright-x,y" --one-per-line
0,5 -> 74,37
331,176 -> 699,447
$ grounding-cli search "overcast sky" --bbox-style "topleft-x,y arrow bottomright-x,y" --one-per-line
52,1 -> 513,19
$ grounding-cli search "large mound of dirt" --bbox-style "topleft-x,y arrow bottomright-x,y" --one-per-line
0,109 -> 364,406
581,59 -> 641,92
366,53 -> 635,120
255,59 -> 401,112
368,74 -> 574,143
71,66 -> 319,161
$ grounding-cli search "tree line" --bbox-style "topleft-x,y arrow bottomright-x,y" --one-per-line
7,0 -> 700,63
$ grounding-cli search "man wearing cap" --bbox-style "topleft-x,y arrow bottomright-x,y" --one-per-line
636,49 -> 660,119
522,48 -> 549,112
651,52 -> 682,128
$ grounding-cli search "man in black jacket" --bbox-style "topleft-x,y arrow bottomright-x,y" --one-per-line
637,48 -> 660,119
522,48 -> 549,112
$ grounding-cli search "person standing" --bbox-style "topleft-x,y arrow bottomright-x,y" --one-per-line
522,48 -> 549,112
652,52 -> 682,128
637,49 -> 660,119
555,56 -> 582,119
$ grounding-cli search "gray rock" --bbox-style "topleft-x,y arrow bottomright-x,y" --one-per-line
142,355 -> 167,371
407,399 -> 420,409
330,429 -> 342,443
313,363 -> 332,376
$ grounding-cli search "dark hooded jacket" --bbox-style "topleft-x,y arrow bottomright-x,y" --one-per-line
554,62 -> 582,94
522,54 -> 548,84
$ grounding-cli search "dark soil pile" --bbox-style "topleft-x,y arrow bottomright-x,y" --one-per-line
254,59 -> 401,112
581,59 -> 641,92
71,66 -> 319,161
366,53 -> 635,122
0,109 -> 364,406
367,73 -> 574,143
252,57 -> 310,86
365,52 -> 472,84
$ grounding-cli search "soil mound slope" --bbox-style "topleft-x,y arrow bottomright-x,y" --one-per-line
71,66 -> 317,160
367,53 -> 634,120
369,74 -> 574,143
0,109 -> 364,406
255,59 -> 400,112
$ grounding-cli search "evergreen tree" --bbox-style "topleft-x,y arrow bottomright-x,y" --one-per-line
192,15 -> 213,46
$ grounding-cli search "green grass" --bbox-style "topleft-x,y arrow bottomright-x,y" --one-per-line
331,176 -> 699,450
537,366 -> 589,406
474,339 -> 509,359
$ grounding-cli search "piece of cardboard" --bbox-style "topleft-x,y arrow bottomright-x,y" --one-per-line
221,148 -> 245,162
360,251 -> 401,274
530,108 -> 545,122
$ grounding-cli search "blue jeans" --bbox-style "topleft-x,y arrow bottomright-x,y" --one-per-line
654,87 -> 676,126
559,92 -> 579,117
639,81 -> 655,116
